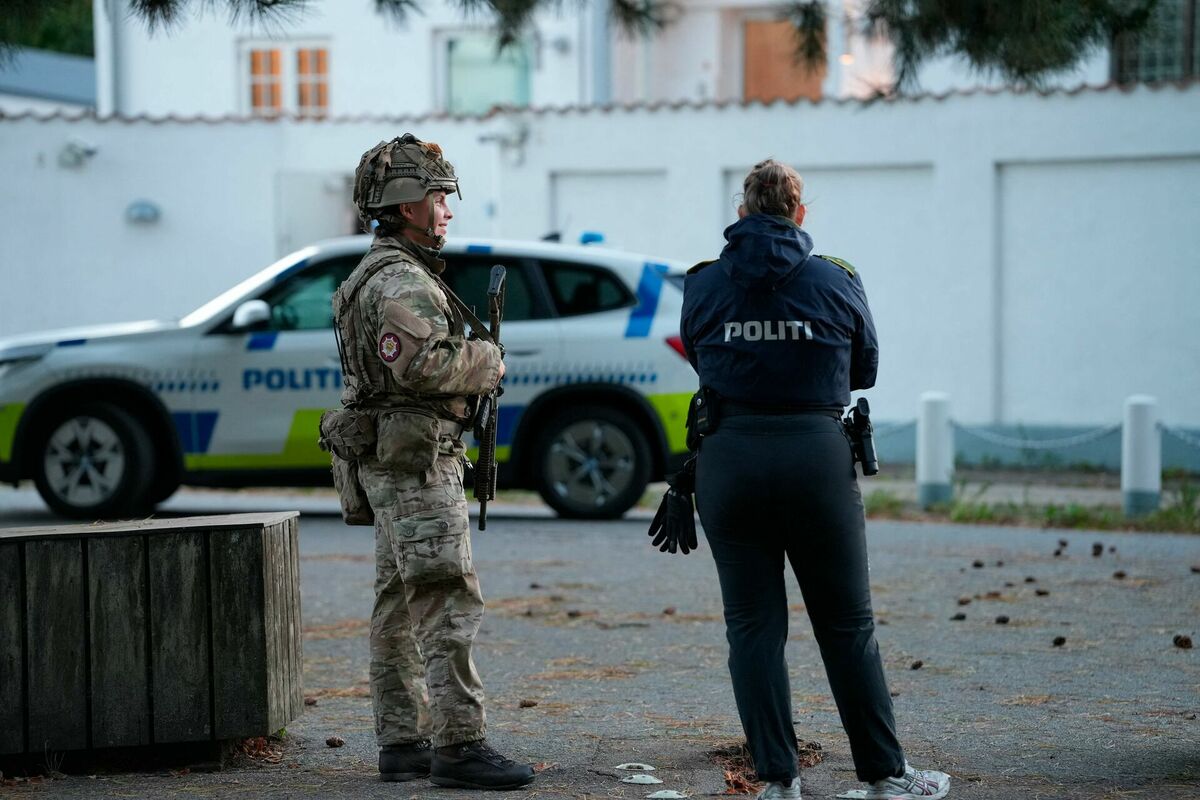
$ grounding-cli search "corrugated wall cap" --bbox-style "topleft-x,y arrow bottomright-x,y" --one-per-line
1,78 -> 1196,125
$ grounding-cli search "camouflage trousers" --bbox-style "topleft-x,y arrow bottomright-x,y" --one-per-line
359,443 -> 487,748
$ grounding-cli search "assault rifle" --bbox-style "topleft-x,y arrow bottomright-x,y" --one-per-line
473,265 -> 506,530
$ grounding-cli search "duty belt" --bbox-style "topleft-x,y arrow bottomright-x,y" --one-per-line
721,401 -> 841,419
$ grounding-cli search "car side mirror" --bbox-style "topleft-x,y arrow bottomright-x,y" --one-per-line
231,299 -> 271,331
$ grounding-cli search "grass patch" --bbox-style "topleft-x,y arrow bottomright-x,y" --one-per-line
947,501 -> 1025,526
864,489 -> 907,516
863,481 -> 1200,533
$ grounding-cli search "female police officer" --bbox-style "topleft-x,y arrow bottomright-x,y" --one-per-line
677,160 -> 951,800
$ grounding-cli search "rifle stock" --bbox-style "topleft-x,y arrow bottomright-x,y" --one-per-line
474,265 -> 506,530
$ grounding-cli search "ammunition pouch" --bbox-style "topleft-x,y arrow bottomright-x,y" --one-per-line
319,408 -> 377,461
685,386 -> 720,451
330,454 -> 374,526
376,408 -> 442,473
395,509 -> 473,585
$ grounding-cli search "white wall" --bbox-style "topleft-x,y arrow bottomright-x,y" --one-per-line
0,118 -> 495,340
2,85 -> 1198,428
998,156 -> 1200,426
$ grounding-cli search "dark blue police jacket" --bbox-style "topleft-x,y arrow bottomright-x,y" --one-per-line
680,213 -> 879,409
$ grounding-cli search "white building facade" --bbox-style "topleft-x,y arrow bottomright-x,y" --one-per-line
92,0 -> 1117,119
93,0 -> 600,118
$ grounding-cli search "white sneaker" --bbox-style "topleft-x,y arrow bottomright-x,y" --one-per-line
863,762 -> 950,799
757,779 -> 802,799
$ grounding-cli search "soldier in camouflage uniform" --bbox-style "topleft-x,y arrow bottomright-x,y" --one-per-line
325,134 -> 535,790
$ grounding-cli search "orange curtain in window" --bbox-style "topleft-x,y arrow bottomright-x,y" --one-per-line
250,48 -> 282,114
296,48 -> 329,116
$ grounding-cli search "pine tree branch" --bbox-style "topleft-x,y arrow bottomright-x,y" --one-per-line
865,0 -> 1160,94
783,2 -> 828,71
374,0 -> 424,25
0,0 -> 60,63
610,0 -> 676,36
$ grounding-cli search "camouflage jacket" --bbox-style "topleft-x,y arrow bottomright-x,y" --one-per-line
334,235 -> 501,423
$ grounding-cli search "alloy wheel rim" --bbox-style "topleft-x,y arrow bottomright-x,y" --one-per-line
43,416 -> 126,507
548,420 -> 635,509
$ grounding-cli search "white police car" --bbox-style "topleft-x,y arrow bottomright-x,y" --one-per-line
0,237 -> 696,520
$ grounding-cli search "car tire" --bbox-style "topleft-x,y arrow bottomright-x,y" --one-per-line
532,404 -> 652,520
145,442 -> 183,508
32,402 -> 156,520
145,467 -> 182,507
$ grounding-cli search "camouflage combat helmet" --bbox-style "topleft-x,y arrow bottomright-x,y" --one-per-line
353,133 -> 460,246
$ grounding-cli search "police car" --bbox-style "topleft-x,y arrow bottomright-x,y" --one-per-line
0,237 -> 696,520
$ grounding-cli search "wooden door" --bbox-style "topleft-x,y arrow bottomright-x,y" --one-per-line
743,20 -> 826,103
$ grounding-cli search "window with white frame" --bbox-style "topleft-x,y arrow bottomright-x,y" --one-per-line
248,47 -> 282,116
243,41 -> 330,117
438,30 -> 532,114
295,47 -> 329,117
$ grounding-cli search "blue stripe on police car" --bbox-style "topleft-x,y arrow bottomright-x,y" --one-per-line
625,262 -> 669,338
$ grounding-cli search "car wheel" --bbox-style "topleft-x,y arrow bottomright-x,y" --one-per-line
145,466 -> 182,507
32,402 -> 155,519
533,405 -> 652,520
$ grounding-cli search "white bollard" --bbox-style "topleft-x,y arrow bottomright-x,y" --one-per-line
917,392 -> 954,508
1121,395 -> 1161,516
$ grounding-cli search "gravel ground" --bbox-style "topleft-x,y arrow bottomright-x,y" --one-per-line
1,488 -> 1197,799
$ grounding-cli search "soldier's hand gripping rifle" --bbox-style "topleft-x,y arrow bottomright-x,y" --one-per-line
473,265 -> 506,530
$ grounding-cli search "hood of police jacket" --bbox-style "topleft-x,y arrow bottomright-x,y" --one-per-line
721,213 -> 812,290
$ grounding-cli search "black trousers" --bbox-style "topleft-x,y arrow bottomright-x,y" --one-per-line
695,412 -> 905,784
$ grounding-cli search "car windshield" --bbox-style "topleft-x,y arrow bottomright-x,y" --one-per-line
179,247 -> 318,327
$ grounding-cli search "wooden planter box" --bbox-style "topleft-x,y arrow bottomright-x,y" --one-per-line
0,512 -> 303,757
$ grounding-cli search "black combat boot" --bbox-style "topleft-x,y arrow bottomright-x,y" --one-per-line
430,739 -> 536,790
379,740 -> 433,782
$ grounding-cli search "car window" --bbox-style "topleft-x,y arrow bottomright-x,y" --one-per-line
539,260 -> 635,317
441,255 -> 543,321
259,255 -> 359,331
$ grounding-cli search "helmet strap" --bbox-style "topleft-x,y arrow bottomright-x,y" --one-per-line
424,193 -> 442,247
396,193 -> 444,250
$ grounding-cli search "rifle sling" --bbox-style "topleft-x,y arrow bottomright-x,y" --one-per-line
428,271 -> 496,345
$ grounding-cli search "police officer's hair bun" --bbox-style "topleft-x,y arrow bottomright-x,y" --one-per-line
743,159 -> 804,218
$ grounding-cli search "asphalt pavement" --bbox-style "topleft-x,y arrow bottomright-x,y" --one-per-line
0,486 -> 1197,799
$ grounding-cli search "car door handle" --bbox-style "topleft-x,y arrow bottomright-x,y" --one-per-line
505,349 -> 540,357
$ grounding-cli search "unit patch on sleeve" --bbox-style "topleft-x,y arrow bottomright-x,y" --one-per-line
379,332 -> 401,363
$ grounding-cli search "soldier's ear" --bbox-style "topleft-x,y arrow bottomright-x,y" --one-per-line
795,204 -> 806,227
737,205 -> 747,220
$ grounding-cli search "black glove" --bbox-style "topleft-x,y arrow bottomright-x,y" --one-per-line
647,457 -> 698,555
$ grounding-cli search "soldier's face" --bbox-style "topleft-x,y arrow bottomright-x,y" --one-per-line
429,191 -> 454,237
400,190 -> 454,242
